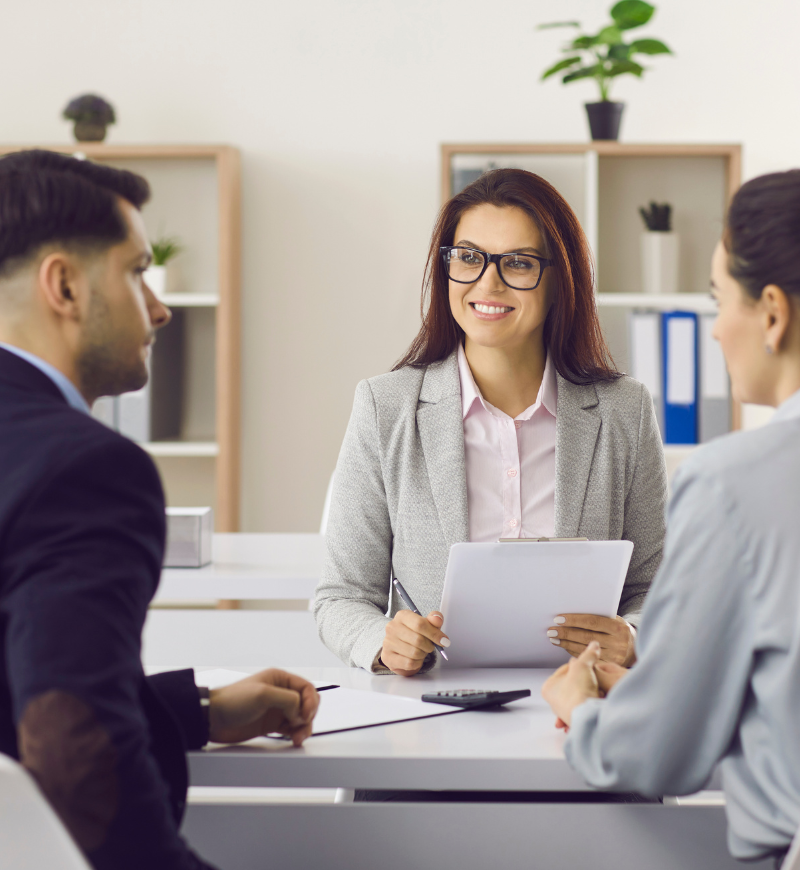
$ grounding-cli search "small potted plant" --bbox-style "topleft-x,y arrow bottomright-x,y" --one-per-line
62,94 -> 116,143
539,0 -> 672,141
145,237 -> 183,298
639,202 -> 678,294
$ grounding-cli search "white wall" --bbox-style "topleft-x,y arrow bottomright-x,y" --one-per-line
1,0 -> 796,530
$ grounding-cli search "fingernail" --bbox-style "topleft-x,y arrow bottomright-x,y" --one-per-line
549,638 -> 561,645
553,617 -> 566,624
440,637 -> 451,648
546,629 -> 559,637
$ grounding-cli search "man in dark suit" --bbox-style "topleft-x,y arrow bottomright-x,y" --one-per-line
0,150 -> 319,869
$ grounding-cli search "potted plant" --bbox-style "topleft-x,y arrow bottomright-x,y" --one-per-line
539,0 -> 672,141
145,237 -> 183,298
62,94 -> 116,143
639,202 -> 678,294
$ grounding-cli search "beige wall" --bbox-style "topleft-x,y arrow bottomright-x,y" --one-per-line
1,0 -> 796,530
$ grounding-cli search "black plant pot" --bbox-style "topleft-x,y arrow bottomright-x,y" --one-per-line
585,102 -> 625,141
73,121 -> 108,142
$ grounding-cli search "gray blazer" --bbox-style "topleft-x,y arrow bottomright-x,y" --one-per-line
314,350 -> 667,672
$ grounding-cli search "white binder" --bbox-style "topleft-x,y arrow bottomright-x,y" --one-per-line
439,540 -> 633,668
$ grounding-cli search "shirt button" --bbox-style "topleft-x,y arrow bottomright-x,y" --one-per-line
515,421 -> 522,430
509,518 -> 518,528
507,469 -> 517,477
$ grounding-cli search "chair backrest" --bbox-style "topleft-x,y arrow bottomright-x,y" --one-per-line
0,753 -> 91,869
319,471 -> 335,536
782,828 -> 800,870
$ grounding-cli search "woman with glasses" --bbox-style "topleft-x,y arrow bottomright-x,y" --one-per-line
315,168 -> 667,676
542,169 -> 800,868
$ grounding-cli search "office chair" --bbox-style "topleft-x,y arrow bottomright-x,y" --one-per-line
0,752 -> 91,869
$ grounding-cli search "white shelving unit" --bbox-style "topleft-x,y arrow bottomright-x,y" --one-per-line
159,294 -> 220,308
143,442 -> 220,458
596,293 -> 716,313
0,144 -> 243,531
442,143 -> 742,438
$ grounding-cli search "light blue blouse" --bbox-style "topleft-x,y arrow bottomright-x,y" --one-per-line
566,389 -> 800,861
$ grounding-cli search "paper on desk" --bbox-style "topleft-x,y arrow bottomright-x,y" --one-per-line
194,669 -> 336,691
276,687 -> 461,738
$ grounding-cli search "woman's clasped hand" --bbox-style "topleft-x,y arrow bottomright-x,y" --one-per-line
542,642 -> 630,730
380,609 -> 450,676
547,614 -> 637,666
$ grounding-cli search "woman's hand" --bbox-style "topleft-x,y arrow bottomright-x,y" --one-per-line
209,669 -> 320,747
381,610 -> 450,677
542,641 -> 603,728
595,660 -> 629,695
547,614 -> 636,666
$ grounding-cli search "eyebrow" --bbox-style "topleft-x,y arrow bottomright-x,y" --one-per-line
455,239 -> 545,256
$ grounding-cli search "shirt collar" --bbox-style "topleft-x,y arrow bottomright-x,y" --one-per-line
770,387 -> 800,425
457,343 -> 557,421
0,343 -> 90,415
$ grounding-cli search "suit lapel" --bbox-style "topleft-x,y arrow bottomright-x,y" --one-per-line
554,375 -> 601,537
416,352 -> 470,548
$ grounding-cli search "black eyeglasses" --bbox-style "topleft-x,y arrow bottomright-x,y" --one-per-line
440,246 -> 553,291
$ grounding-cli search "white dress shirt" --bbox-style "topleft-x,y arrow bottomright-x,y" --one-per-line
457,344 -> 557,543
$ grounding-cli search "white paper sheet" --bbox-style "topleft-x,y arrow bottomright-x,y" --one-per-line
439,540 -> 634,668
284,687 -> 459,737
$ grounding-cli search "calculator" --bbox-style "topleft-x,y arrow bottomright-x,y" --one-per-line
420,689 -> 531,709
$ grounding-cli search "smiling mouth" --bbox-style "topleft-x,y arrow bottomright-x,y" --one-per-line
470,302 -> 514,314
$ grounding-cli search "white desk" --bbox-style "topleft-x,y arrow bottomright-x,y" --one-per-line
182,666 -> 769,870
155,533 -> 323,602
189,666 -> 586,791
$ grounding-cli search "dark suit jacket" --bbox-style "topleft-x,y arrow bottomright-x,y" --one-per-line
0,347 -> 216,869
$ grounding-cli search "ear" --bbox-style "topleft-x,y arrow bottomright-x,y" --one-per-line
36,252 -> 85,322
761,284 -> 793,354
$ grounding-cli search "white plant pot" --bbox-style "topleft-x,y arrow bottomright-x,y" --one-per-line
144,264 -> 167,298
641,232 -> 679,294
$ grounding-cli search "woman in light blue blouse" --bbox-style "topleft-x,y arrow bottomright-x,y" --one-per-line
543,170 -> 800,868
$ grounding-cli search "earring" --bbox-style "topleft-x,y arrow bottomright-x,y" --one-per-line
766,344 -> 774,355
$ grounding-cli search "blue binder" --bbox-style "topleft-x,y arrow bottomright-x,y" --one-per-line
662,312 -> 698,444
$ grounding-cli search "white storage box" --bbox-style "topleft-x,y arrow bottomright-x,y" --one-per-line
164,508 -> 213,568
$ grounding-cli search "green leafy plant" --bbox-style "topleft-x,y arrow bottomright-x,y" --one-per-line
539,0 -> 672,102
62,94 -> 116,125
639,202 -> 672,231
150,237 -> 183,266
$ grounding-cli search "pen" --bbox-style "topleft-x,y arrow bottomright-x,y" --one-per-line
392,578 -> 449,661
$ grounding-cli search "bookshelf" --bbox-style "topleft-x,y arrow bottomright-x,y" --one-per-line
0,144 -> 241,531
441,142 -> 743,435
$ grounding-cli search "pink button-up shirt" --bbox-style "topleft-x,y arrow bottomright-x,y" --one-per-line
458,344 -> 557,543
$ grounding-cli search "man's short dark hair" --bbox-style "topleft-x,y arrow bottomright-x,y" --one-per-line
0,149 -> 150,277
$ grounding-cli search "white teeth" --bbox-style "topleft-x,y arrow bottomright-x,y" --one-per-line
474,304 -> 511,314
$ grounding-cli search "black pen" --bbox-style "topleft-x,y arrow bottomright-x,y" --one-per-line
392,578 -> 449,661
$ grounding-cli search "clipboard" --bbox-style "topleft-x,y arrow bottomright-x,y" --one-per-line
438,540 -> 634,668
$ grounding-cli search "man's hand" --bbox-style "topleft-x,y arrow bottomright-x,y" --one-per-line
381,610 -> 450,677
208,669 -> 319,747
541,641 -> 602,728
547,614 -> 636,666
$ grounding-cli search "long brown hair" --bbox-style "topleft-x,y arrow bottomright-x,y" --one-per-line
394,168 -> 620,384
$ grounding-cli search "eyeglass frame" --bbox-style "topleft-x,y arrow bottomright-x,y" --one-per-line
440,245 -> 553,291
